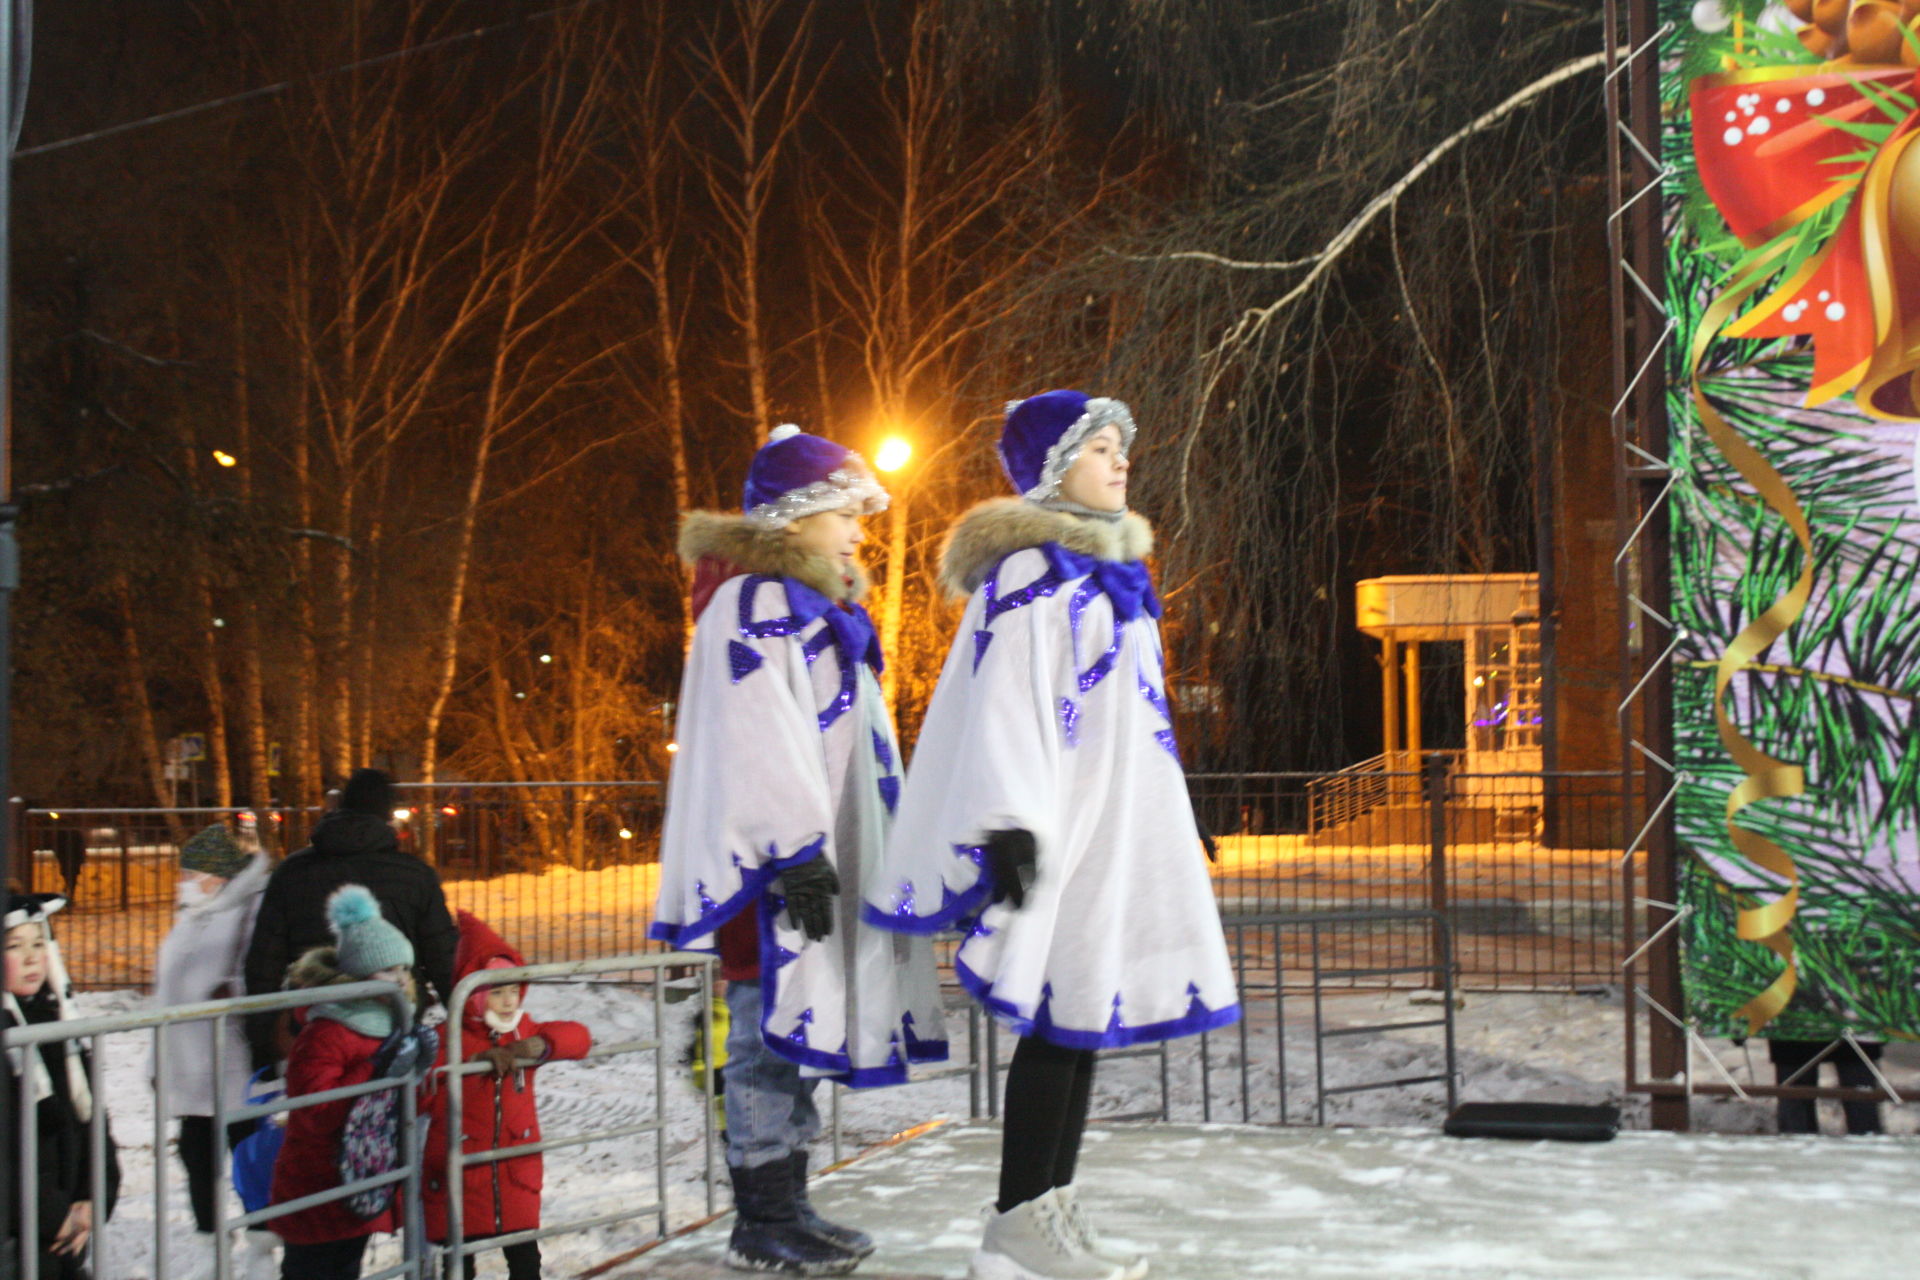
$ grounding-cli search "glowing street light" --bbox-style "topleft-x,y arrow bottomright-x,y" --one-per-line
212,450 -> 237,467
875,436 -> 912,473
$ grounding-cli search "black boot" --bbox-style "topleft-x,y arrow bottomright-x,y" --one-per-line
726,1160 -> 861,1276
790,1151 -> 876,1259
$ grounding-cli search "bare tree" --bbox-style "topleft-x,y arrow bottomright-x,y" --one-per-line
692,0 -> 824,442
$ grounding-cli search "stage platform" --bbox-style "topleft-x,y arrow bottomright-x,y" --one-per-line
608,1119 -> 1916,1279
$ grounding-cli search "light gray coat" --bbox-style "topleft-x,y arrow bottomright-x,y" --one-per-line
152,853 -> 269,1116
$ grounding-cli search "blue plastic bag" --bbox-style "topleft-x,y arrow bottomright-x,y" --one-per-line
229,1067 -> 284,1214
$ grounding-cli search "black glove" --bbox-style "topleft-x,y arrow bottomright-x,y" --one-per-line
982,828 -> 1038,909
777,857 -> 840,942
1193,808 -> 1219,863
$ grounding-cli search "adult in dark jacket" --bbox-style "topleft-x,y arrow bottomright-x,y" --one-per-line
243,769 -> 458,1064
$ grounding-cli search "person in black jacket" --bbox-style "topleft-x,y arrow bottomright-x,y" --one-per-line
6,892 -> 121,1279
242,769 -> 458,1065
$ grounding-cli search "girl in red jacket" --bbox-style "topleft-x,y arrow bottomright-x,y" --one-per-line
423,911 -> 590,1280
270,884 -> 418,1280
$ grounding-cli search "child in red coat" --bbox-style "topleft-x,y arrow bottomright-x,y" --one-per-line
423,911 -> 590,1280
270,884 -> 418,1280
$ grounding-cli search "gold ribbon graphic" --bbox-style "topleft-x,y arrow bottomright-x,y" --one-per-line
1690,241 -> 1814,1035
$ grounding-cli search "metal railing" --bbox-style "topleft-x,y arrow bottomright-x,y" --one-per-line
7,979 -> 422,1280
1304,753 -> 1390,835
440,955 -> 716,1276
1200,910 -> 1458,1127
3,951 -> 716,1280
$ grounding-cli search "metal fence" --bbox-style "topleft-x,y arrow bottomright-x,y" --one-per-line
4,951 -> 713,1280
1192,763 -> 1637,991
15,764 -> 1633,992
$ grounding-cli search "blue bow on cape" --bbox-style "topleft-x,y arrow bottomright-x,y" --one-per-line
783,579 -> 885,674
1042,544 -> 1162,621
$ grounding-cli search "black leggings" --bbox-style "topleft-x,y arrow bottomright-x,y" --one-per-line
177,1116 -> 255,1233
997,1036 -> 1097,1213
1769,1039 -> 1885,1135
458,1238 -> 541,1280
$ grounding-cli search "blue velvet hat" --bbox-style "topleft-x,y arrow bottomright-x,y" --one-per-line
998,391 -> 1137,501
742,424 -> 889,529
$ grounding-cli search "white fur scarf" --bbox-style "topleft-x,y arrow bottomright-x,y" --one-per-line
3,937 -> 94,1123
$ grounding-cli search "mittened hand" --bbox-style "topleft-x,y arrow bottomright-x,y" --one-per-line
1194,813 -> 1219,863
476,1045 -> 519,1076
473,1036 -> 550,1076
982,828 -> 1039,909
777,856 -> 841,942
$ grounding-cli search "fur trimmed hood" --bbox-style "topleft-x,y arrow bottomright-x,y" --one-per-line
939,498 -> 1153,597
679,511 -> 869,604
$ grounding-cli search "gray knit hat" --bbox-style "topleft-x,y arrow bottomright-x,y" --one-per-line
326,884 -> 414,978
180,823 -> 250,881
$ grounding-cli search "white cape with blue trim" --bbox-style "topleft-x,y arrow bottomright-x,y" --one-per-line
651,573 -> 946,1085
868,546 -> 1240,1049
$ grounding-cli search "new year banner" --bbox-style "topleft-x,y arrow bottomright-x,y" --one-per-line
1665,1 -> 1920,1042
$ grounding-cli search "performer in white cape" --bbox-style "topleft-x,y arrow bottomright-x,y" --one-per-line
869,390 -> 1238,1280
651,423 -> 944,1278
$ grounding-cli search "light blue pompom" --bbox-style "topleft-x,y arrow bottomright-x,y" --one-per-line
326,883 -> 380,931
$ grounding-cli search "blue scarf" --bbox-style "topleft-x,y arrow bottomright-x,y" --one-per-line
783,579 -> 885,674
1041,544 -> 1162,621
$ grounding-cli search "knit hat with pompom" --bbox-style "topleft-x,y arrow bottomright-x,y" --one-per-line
326,883 -> 414,978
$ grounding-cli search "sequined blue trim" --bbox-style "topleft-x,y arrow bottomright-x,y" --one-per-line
737,576 -> 804,639
802,630 -> 834,666
728,640 -> 764,684
1077,616 -> 1124,694
872,730 -> 894,773
877,776 -> 900,813
818,660 -> 858,732
983,559 -> 1066,623
647,834 -> 827,949
1067,579 -> 1099,653
972,629 -> 994,673
1154,729 -> 1182,764
862,843 -> 995,936
953,954 -> 1239,1050
753,882 -> 947,1086
1058,697 -> 1080,747
1139,670 -> 1170,720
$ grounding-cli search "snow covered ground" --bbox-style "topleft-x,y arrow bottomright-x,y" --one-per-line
636,1122 -> 1920,1279
67,982 -> 1920,1278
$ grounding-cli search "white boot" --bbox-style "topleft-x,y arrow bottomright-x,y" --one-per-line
1055,1186 -> 1147,1280
968,1188 -> 1123,1280
240,1228 -> 280,1280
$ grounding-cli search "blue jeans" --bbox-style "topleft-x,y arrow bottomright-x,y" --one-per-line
723,979 -> 821,1170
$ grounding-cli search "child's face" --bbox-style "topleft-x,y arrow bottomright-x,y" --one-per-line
369,964 -> 418,1004
5,922 -> 49,999
177,871 -> 225,904
486,984 -> 522,1019
1059,424 -> 1130,512
785,507 -> 865,569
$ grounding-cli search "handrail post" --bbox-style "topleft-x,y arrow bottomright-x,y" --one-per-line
1423,752 -> 1451,991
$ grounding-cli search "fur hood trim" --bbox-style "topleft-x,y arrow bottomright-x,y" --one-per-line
939,499 -> 1153,596
679,511 -> 869,604
284,946 -> 357,992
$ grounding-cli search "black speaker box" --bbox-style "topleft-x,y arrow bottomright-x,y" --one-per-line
1442,1101 -> 1621,1141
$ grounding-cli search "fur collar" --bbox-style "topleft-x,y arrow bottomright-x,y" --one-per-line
679,511 -> 869,604
939,498 -> 1154,596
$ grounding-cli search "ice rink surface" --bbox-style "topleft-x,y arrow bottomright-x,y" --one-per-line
619,1120 -> 1919,1280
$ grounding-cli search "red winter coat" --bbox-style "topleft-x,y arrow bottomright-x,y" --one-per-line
269,1008 -> 398,1244
421,912 -> 591,1242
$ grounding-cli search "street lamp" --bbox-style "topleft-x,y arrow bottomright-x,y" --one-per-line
875,436 -> 912,473
874,436 -> 913,712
